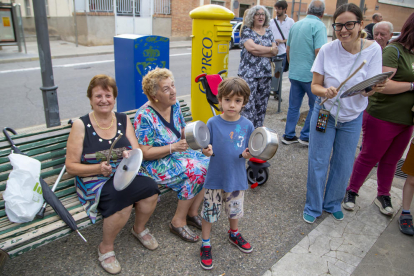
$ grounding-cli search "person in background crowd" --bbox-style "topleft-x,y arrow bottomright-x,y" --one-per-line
240,8 -> 250,39
238,5 -> 278,128
343,12 -> 414,217
373,21 -> 393,49
365,13 -> 383,40
303,3 -> 385,224
269,0 -> 295,72
399,141 -> 414,236
282,0 -> 327,146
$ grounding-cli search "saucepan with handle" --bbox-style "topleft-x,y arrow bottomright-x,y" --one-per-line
184,120 -> 214,156
239,127 -> 279,160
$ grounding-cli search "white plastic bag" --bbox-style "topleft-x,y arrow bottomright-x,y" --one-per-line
3,153 -> 44,223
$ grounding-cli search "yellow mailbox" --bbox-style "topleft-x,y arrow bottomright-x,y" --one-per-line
189,5 -> 234,123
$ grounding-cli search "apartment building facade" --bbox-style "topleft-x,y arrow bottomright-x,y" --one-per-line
3,0 -> 413,45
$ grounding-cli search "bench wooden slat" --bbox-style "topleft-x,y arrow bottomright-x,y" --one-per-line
0,194 -> 81,234
0,158 -> 65,183
0,178 -> 75,209
0,148 -> 67,173
0,208 -> 88,250
0,135 -> 69,158
6,215 -> 101,259
0,125 -> 71,144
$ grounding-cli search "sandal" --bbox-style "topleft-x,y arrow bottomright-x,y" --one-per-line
98,246 -> 121,275
186,215 -> 202,230
131,227 -> 159,250
169,222 -> 199,242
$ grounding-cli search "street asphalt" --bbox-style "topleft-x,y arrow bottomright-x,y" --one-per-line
1,40 -> 413,276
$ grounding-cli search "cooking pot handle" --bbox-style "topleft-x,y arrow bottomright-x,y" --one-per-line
239,149 -> 249,158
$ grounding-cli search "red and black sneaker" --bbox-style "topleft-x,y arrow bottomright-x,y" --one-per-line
228,232 -> 253,253
200,246 -> 213,270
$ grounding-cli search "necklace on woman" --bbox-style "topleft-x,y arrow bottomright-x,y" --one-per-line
92,112 -> 114,130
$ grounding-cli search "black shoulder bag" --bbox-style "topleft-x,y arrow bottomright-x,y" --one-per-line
274,18 -> 289,72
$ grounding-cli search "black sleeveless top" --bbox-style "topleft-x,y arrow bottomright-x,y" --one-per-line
80,112 -> 130,159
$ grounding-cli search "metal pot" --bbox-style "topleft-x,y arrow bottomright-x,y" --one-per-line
184,120 -> 210,150
248,127 -> 279,160
113,148 -> 143,191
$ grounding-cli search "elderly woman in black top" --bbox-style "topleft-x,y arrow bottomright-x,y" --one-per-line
238,5 -> 278,128
66,75 -> 160,274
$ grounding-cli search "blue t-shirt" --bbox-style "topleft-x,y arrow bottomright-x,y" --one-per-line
287,15 -> 327,82
204,115 -> 254,193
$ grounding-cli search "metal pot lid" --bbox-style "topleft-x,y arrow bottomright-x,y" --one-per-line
113,148 -> 143,191
248,127 -> 279,159
185,121 -> 210,150
340,71 -> 393,99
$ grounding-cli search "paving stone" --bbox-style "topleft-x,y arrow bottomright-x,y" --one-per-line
336,243 -> 367,258
333,259 -> 356,274
318,218 -> 346,237
270,252 -> 328,275
309,234 -> 331,256
290,244 -> 309,254
296,235 -> 310,250
341,232 -> 378,252
321,254 -> 337,265
327,261 -> 351,276
336,251 -> 362,266
329,237 -> 344,251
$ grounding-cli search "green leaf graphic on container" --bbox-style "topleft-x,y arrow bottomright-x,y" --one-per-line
32,181 -> 43,203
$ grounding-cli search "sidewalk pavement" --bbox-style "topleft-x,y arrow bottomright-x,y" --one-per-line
4,91 -> 414,276
0,39 -> 192,64
1,40 -> 414,275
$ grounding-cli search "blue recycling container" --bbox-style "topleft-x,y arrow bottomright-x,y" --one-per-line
114,35 -> 170,112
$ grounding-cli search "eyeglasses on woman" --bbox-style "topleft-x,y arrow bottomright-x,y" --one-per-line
332,21 -> 361,31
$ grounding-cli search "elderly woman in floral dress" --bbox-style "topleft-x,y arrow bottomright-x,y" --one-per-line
134,68 -> 210,242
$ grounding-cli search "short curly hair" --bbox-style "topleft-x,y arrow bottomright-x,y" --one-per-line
244,5 -> 271,29
142,68 -> 175,101
217,77 -> 251,106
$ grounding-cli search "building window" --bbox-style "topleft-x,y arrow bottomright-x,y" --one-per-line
239,4 -> 250,18
211,1 -> 225,6
24,0 -> 31,16
266,6 -> 273,18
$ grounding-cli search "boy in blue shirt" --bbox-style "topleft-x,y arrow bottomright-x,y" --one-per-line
200,77 -> 255,270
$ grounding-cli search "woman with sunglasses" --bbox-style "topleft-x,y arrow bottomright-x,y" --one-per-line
303,3 -> 386,224
238,5 -> 278,128
343,13 -> 414,221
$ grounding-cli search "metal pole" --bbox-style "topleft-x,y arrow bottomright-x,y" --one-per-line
73,0 -> 78,47
359,0 -> 365,12
16,4 -> 27,54
32,0 -> 61,127
133,0 -> 135,34
297,0 -> 302,20
114,0 -> 117,35
11,4 -> 22,52
291,0 -> 295,19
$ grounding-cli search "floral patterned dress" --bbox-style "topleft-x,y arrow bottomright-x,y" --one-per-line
237,27 -> 274,127
134,101 -> 210,200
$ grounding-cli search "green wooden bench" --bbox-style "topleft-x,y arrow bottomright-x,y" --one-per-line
0,100 -> 192,259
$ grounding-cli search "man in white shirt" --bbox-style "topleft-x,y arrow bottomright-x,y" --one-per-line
269,0 -> 295,72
